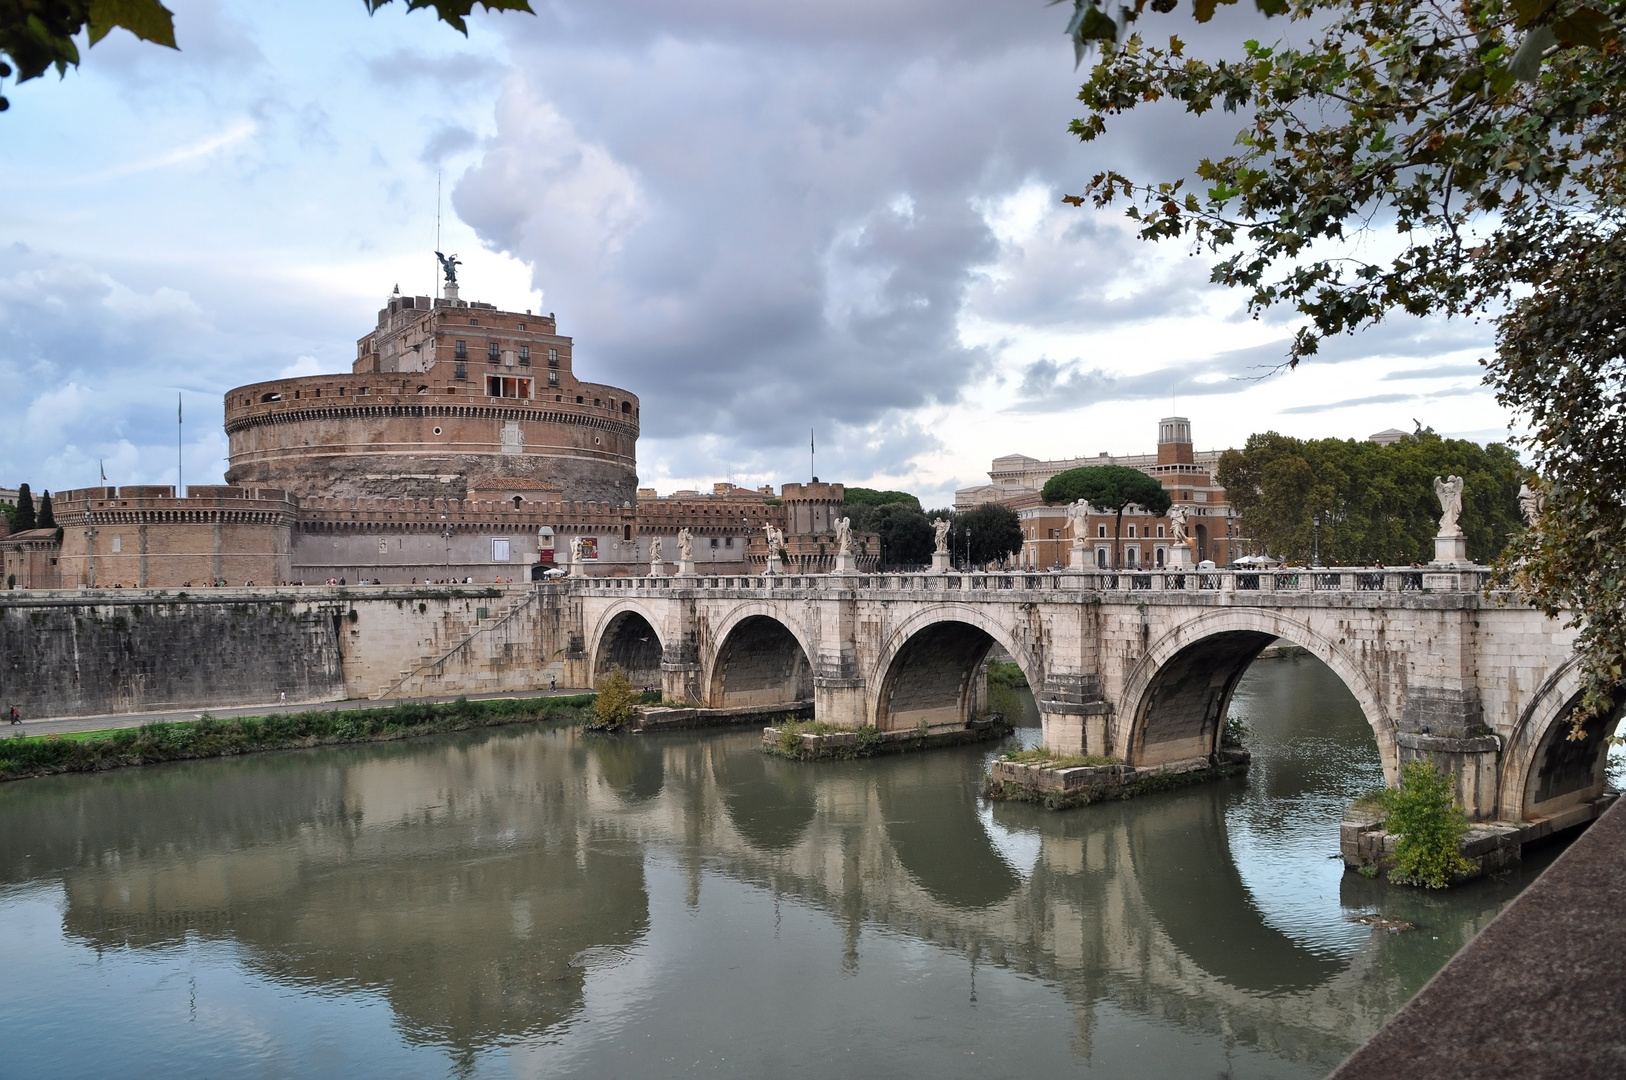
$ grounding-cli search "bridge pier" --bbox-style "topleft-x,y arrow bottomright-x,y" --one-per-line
1037,674 -> 1112,757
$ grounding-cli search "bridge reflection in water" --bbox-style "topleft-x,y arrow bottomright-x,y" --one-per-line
0,658 -> 1560,1077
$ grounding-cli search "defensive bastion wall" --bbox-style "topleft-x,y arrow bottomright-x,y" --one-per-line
0,584 -> 574,720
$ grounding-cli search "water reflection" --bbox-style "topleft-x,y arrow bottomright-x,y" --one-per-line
0,657 -> 1566,1078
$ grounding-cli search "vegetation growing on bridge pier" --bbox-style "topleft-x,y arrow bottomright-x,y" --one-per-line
0,695 -> 595,782
1363,762 -> 1476,889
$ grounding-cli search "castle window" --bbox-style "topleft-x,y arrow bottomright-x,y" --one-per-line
519,345 -> 530,363
488,341 -> 500,362
486,376 -> 532,399
710,538 -> 718,548
454,361 -> 467,381
111,536 -> 122,553
1097,525 -> 1107,538
1157,525 -> 1165,538
1127,525 -> 1136,538
623,525 -> 633,542
261,392 -> 281,402
469,318 -> 478,325
548,370 -> 558,386
492,538 -> 511,562
455,340 -> 467,359
548,349 -> 558,368
622,401 -> 631,414
576,395 -> 584,404
725,537 -> 734,547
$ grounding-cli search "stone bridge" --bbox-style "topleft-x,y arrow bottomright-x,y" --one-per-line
568,566 -> 1603,825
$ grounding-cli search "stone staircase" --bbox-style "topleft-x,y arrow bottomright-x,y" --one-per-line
371,590 -> 541,700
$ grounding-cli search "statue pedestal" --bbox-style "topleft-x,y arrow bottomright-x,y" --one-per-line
931,551 -> 952,573
1432,533 -> 1468,565
677,559 -> 695,576
833,552 -> 856,574
765,556 -> 783,576
648,561 -> 666,577
1165,543 -> 1193,570
1069,542 -> 1088,571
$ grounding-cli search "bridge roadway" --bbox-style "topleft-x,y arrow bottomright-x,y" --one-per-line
571,565 -> 1602,825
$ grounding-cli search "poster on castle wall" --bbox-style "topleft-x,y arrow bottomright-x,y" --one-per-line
580,538 -> 598,561
538,549 -> 554,564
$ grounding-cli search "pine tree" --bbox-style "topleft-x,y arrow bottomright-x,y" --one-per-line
36,490 -> 55,530
14,484 -> 35,532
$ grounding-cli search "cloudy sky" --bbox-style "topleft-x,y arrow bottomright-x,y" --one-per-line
0,0 -> 1513,506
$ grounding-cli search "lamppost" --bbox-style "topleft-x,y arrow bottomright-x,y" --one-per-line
441,524 -> 454,578
1312,512 -> 1322,568
966,528 -> 973,571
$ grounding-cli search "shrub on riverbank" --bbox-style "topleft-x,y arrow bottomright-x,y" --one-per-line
0,695 -> 594,781
985,660 -> 1029,723
588,666 -> 640,730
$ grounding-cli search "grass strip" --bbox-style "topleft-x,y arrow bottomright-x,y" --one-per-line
0,694 -> 596,782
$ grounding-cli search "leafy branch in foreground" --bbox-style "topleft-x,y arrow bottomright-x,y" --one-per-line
0,0 -> 533,112
1062,0 -> 1626,738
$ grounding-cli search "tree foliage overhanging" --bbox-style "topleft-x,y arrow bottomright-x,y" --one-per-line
1059,0 -> 1626,734
843,489 -> 935,565
0,0 -> 533,111
1216,429 -> 1524,564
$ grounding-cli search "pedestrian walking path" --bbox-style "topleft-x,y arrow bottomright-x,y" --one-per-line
6,687 -> 587,739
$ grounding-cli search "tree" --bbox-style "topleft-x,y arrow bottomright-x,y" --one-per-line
952,503 -> 1026,567
35,489 -> 54,530
1042,465 -> 1171,569
870,502 -> 936,566
0,0 -> 534,112
842,488 -> 921,534
1059,0 -> 1626,735
1216,430 -> 1523,564
13,483 -> 34,532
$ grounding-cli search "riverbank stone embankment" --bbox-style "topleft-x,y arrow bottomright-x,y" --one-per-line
0,695 -> 594,782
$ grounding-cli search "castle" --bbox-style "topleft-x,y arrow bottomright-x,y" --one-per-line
3,280 -> 876,589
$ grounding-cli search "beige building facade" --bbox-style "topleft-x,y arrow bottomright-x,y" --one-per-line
962,417 -> 1241,568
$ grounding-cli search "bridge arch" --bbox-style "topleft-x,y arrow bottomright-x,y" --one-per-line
587,601 -> 665,689
1498,659 -> 1622,822
702,605 -> 816,709
869,604 -> 1046,733
1118,610 -> 1397,779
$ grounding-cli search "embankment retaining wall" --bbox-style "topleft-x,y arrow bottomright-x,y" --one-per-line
0,584 -> 576,719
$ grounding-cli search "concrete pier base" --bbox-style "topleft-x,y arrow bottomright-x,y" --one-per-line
1340,792 -> 1618,882
985,748 -> 1250,811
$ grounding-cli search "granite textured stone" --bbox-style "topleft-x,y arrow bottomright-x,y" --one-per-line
1330,797 -> 1626,1080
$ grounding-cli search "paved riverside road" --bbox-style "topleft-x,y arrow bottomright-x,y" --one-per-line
5,688 -> 593,740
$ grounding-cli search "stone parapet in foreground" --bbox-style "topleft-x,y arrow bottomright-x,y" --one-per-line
1330,797 -> 1626,1080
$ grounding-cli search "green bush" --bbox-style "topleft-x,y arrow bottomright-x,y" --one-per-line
1385,761 -> 1474,888
1222,713 -> 1250,748
590,666 -> 640,730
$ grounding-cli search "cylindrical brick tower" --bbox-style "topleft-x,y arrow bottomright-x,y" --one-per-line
224,295 -> 639,503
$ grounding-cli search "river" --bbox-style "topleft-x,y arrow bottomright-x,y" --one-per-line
0,655 -> 1575,1078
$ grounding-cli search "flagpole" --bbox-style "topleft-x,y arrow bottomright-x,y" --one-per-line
810,427 -> 815,481
177,392 -> 183,496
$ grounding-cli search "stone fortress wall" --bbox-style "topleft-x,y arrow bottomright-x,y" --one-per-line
2,284 -> 881,592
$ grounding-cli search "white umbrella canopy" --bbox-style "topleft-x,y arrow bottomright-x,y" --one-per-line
1233,555 -> 1281,567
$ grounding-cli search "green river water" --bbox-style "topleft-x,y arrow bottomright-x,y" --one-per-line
0,655 -> 1576,1078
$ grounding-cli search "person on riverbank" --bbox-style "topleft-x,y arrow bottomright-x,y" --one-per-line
9,705 -> 20,725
